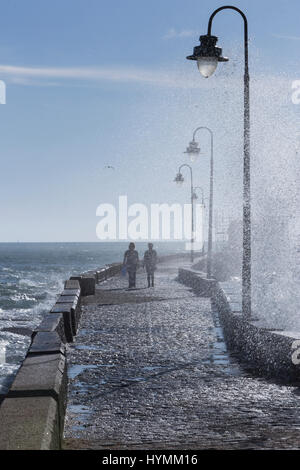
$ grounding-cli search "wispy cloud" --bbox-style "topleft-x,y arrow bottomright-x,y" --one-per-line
0,63 -> 205,89
163,28 -> 197,40
9,76 -> 60,87
0,64 -> 172,85
272,33 -> 300,41
0,63 -> 293,95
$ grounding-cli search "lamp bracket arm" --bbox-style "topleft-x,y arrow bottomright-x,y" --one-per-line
207,5 -> 249,75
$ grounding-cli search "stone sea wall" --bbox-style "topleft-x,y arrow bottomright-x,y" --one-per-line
0,263 -> 122,450
178,267 -> 300,383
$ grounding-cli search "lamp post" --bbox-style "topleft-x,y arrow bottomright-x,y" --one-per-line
185,126 -> 214,278
186,5 -> 251,318
193,186 -> 205,256
174,164 -> 194,263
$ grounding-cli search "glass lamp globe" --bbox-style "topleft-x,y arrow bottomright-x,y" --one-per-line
197,57 -> 218,78
189,151 -> 200,163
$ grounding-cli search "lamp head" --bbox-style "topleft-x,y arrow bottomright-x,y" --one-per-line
184,140 -> 201,162
186,34 -> 228,78
174,172 -> 184,185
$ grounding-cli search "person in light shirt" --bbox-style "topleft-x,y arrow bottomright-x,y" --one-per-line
143,243 -> 157,288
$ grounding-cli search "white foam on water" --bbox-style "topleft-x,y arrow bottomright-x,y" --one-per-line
0,341 -> 8,365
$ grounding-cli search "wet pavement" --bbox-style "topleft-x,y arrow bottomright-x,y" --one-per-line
63,260 -> 300,449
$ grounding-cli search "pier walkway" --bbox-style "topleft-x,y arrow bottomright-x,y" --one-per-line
63,258 -> 300,449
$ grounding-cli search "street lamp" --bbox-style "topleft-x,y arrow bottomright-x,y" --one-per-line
174,164 -> 194,263
186,6 -> 251,318
185,127 -> 214,279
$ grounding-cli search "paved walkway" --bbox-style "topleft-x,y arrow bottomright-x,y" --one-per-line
63,260 -> 300,449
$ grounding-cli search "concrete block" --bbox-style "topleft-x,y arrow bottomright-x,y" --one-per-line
105,266 -> 113,277
71,276 -> 95,296
64,279 -> 81,291
83,270 -> 97,278
60,288 -> 80,297
178,268 -> 217,297
96,268 -> 107,283
8,353 -> 66,398
106,263 -> 122,278
50,305 -> 73,343
36,313 -> 66,343
59,296 -> 81,332
94,264 -> 122,283
57,294 -> 78,304
28,331 -> 66,356
8,353 -> 67,434
55,297 -> 81,333
0,396 -> 60,450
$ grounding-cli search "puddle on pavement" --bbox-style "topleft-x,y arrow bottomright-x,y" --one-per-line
68,365 -> 98,380
68,404 -> 91,414
68,404 -> 93,432
74,344 -> 112,352
68,364 -> 114,380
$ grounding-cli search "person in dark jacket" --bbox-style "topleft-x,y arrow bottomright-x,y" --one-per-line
123,242 -> 139,288
143,243 -> 157,287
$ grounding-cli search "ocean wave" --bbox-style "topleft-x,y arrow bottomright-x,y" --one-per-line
18,278 -> 40,287
11,293 -> 36,302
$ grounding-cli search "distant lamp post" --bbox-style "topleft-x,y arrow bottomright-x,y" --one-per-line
186,5 -> 251,318
174,164 -> 194,263
185,126 -> 214,279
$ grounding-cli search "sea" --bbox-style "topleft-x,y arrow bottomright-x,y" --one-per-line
0,241 -> 187,395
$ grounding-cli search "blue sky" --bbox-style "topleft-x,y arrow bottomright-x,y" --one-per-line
0,0 -> 300,241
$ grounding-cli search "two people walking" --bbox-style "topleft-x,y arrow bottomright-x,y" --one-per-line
122,243 -> 157,289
